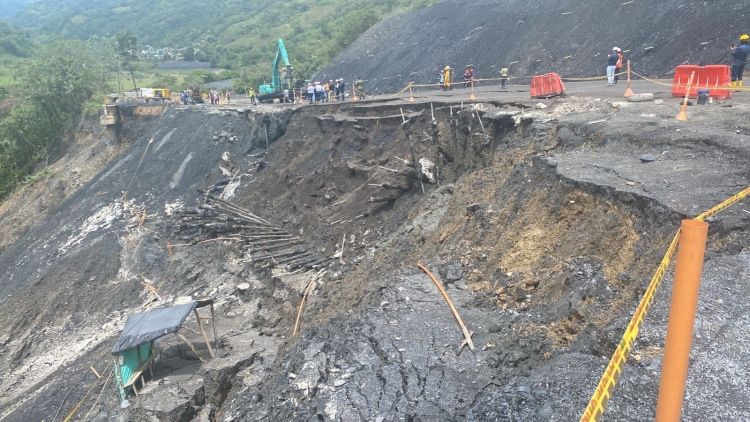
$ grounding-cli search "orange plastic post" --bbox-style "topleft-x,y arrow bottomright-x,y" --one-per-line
623,60 -> 634,97
675,71 -> 695,121
409,84 -> 415,103
352,84 -> 358,101
655,219 -> 709,422
469,80 -> 476,101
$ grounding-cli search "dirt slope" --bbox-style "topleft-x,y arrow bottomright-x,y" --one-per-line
0,86 -> 749,422
315,0 -> 748,94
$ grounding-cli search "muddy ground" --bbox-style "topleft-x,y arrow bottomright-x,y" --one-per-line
315,0 -> 749,94
0,83 -> 749,422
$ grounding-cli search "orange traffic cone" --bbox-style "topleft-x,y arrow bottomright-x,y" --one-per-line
409,84 -> 415,103
676,71 -> 695,121
624,60 -> 634,98
352,85 -> 358,101
469,80 -> 476,101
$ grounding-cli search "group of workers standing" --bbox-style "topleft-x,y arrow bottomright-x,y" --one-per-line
304,78 -> 366,104
208,90 -> 231,104
182,32 -> 750,109
438,65 -> 509,90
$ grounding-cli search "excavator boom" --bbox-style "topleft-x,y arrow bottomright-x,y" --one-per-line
259,39 -> 294,100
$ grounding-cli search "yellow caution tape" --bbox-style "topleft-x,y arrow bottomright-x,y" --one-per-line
561,71 -> 627,82
631,70 -> 750,92
630,71 -> 679,88
696,186 -> 750,221
580,185 -> 750,421
380,65 -> 750,99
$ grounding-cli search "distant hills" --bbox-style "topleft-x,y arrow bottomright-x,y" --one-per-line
7,0 -> 439,83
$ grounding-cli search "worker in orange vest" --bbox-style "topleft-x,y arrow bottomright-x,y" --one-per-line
614,47 -> 624,84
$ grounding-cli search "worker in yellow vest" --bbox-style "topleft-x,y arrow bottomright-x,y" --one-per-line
443,66 -> 451,91
499,67 -> 509,89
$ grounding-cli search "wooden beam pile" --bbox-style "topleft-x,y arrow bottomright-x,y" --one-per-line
172,190 -> 330,271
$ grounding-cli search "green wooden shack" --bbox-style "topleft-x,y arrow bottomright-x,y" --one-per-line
111,299 -> 218,399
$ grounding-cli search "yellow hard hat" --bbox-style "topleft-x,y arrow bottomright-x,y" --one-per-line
444,66 -> 450,71
741,34 -> 749,41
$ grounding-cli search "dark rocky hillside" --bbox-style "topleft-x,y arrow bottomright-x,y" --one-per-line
316,0 -> 748,93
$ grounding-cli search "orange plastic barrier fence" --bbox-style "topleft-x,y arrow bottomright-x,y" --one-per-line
530,73 -> 565,98
672,65 -> 732,100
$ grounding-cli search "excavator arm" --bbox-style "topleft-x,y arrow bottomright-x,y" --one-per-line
271,39 -> 293,92
258,39 -> 295,100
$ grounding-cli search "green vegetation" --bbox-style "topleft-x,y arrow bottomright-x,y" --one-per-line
10,0 -> 439,87
0,0 -> 443,200
0,22 -> 35,86
0,39 -> 100,199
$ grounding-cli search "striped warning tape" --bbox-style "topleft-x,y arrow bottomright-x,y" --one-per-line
580,185 -> 750,421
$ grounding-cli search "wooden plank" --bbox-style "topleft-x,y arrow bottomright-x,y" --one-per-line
90,365 -> 102,379
193,309 -> 215,359
175,332 -> 207,363
274,250 -> 315,265
210,303 -> 220,351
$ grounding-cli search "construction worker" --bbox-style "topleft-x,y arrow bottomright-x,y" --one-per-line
499,66 -> 509,89
355,77 -> 365,99
307,83 -> 315,104
606,49 -> 619,86
614,47 -> 623,84
338,78 -> 346,101
314,82 -> 326,103
327,80 -> 335,99
248,87 -> 256,105
463,68 -> 472,88
731,34 -> 750,89
443,66 -> 451,90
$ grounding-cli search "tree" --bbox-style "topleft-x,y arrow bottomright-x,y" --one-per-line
87,35 -> 117,94
116,30 -> 139,92
14,38 -> 99,135
0,38 -> 99,199
183,46 -> 195,61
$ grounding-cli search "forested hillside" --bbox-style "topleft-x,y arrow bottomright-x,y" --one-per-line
10,0 -> 438,80
0,22 -> 33,57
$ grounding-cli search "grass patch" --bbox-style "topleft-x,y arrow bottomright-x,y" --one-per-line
21,166 -> 55,188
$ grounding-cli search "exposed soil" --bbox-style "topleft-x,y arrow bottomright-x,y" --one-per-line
0,82 -> 749,422
315,0 -> 749,95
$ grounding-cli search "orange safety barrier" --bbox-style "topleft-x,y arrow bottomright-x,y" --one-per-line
672,65 -> 732,100
530,73 -> 565,98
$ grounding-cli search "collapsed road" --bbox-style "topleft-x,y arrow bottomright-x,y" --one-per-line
0,81 -> 749,421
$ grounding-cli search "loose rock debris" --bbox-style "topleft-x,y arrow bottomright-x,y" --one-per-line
0,89 -> 749,422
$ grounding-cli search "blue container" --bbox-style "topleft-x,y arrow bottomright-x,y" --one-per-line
697,89 -> 710,105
